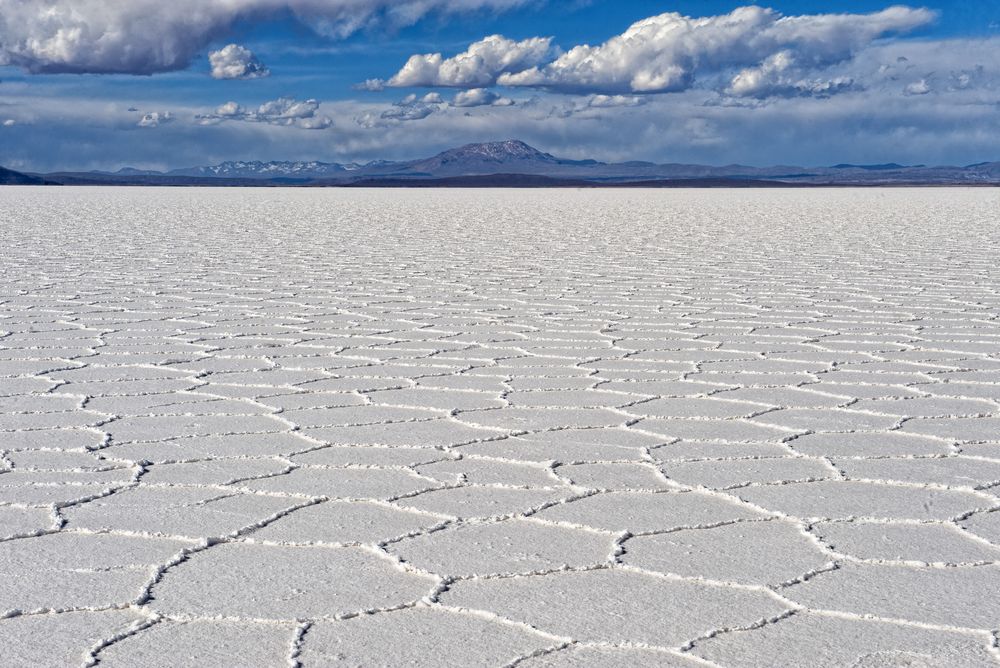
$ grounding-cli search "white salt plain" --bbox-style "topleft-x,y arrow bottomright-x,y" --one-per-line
1,186 -> 999,666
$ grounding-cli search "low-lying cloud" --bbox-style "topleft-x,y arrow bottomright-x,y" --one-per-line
198,97 -> 331,129
452,88 -> 514,107
137,111 -> 173,128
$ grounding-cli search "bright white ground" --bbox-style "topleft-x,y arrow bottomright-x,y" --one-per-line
1,187 -> 999,667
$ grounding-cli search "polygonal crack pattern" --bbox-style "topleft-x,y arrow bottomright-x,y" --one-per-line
0,187 -> 999,666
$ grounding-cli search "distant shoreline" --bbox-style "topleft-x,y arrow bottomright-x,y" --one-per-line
4,173 -> 999,189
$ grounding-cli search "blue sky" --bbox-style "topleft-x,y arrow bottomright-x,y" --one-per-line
1,1 -> 999,171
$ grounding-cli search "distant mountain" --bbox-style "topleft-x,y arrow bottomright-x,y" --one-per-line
168,160 -> 362,179
0,166 -> 47,185
160,141 -> 608,180
393,140 -> 605,177
9,140 -> 1000,187
435,139 -> 555,163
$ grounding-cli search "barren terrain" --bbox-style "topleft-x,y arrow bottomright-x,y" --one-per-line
1,187 -> 999,666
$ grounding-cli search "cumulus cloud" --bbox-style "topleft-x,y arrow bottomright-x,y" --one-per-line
197,97 -> 332,129
137,112 -> 173,128
209,44 -> 270,80
0,0 -> 532,75
380,105 -> 436,121
214,101 -> 245,118
493,5 -> 934,94
258,97 -> 320,120
547,93 -> 648,119
400,92 -> 444,105
727,51 -> 855,98
295,115 -> 334,129
383,34 -> 553,88
384,94 -> 444,120
355,92 -> 450,127
2,119 -> 16,127
355,78 -> 386,92
451,88 -> 514,107
904,78 -> 932,95
584,94 -> 646,108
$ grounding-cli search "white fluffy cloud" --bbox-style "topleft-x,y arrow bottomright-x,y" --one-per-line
360,87 -> 516,127
465,5 -> 934,95
551,94 -> 648,118
384,35 -> 553,88
584,94 -> 646,108
0,0 -> 532,74
197,97 -> 332,129
356,93 -> 446,127
400,92 -> 444,105
355,79 -> 386,92
452,88 -> 514,107
726,51 -> 856,98
137,111 -> 173,128
380,105 -> 436,121
209,44 -> 270,80
904,78 -> 932,95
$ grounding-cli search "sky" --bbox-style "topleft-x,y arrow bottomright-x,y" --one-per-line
1,1 -> 999,172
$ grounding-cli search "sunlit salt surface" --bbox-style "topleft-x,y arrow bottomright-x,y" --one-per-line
1,186 -> 1000,666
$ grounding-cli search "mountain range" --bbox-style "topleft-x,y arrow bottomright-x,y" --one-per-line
0,166 -> 49,185
5,140 -> 1000,186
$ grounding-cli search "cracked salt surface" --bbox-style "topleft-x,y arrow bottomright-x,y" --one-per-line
1,187 -> 999,666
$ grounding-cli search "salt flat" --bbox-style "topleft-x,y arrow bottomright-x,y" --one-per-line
1,186 -> 999,666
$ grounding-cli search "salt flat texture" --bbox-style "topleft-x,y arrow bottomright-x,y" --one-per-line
1,186 -> 999,667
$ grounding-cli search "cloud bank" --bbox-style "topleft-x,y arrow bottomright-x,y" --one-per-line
0,0 -> 532,74
379,5 -> 935,97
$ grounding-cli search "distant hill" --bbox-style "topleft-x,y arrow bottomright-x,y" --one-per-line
0,166 -> 47,185
8,140 -> 1000,187
832,163 -> 914,170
